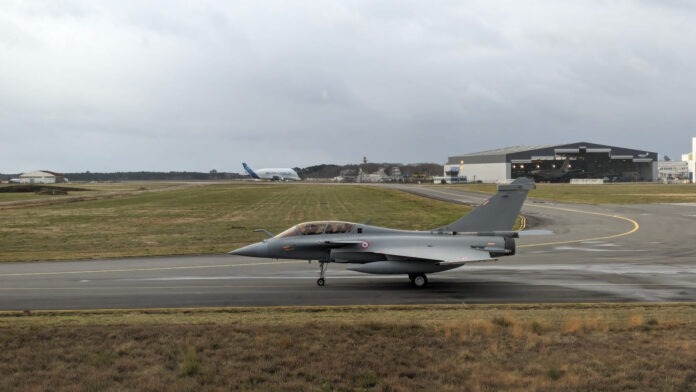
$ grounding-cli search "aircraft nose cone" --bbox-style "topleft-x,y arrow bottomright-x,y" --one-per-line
228,242 -> 267,257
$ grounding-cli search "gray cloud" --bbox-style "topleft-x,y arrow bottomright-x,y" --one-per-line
1,0 -> 694,172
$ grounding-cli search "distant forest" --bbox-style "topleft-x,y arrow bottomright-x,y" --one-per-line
1,163 -> 443,181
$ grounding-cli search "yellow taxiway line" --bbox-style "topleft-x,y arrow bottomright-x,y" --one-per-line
518,204 -> 640,248
418,187 -> 640,248
518,215 -> 527,231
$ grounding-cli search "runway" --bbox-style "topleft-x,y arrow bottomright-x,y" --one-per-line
1,185 -> 694,310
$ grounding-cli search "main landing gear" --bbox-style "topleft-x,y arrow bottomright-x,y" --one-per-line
317,261 -> 328,286
408,273 -> 428,288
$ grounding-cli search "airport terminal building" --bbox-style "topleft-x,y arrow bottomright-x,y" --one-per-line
445,142 -> 658,183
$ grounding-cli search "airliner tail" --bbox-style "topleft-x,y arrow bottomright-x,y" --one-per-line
242,163 -> 260,179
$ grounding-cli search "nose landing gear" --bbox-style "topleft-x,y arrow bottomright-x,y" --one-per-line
317,261 -> 328,286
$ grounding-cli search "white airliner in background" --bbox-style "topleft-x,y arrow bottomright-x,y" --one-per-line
243,163 -> 301,181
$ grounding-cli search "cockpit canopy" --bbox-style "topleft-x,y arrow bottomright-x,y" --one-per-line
274,221 -> 356,238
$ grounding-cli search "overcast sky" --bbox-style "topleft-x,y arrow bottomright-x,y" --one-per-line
1,1 -> 695,173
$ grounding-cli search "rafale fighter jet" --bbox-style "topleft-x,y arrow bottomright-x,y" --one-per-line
229,178 -> 535,287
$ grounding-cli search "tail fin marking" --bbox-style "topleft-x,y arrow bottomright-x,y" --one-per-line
243,163 -> 260,179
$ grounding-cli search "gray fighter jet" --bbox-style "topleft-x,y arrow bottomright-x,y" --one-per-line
230,178 -> 535,287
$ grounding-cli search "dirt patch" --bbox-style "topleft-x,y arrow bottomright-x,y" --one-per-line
0,184 -> 88,193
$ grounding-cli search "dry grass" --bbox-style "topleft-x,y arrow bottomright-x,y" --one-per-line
0,303 -> 694,391
562,316 -> 609,335
628,313 -> 645,328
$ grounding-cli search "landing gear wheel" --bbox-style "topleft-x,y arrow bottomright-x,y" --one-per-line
316,261 -> 328,287
411,274 -> 428,288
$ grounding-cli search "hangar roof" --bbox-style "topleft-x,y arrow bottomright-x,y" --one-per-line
19,170 -> 64,178
453,145 -> 555,157
447,142 -> 657,165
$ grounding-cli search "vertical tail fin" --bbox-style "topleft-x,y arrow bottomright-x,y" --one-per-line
242,163 -> 260,179
436,178 -> 535,232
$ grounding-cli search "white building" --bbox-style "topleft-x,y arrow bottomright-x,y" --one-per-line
681,137 -> 696,182
18,170 -> 66,184
657,161 -> 689,181
357,168 -> 390,183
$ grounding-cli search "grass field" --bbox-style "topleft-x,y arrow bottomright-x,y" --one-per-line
440,182 -> 696,204
0,184 -> 471,262
1,303 -> 694,391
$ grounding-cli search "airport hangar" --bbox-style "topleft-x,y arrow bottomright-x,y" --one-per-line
445,142 -> 658,183
17,170 -> 66,184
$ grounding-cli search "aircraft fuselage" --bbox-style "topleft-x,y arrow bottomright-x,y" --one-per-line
231,223 -> 515,273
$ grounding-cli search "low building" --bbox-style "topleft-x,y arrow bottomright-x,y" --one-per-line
680,137 -> 696,182
18,170 -> 66,184
390,167 -> 402,181
445,142 -> 658,183
357,168 -> 390,183
657,161 -> 689,181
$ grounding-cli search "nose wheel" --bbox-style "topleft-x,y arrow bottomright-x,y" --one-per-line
317,261 -> 328,286
408,273 -> 428,288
